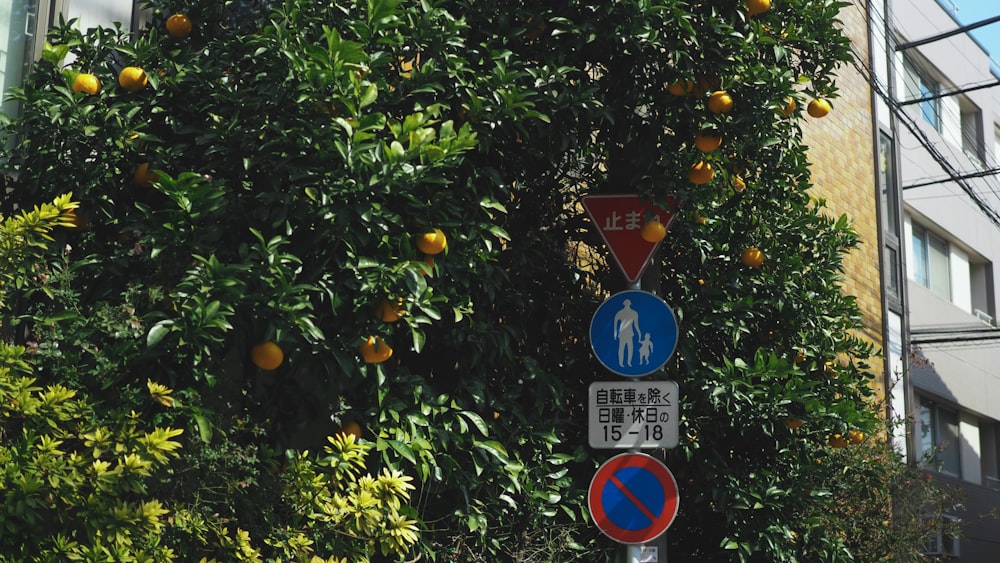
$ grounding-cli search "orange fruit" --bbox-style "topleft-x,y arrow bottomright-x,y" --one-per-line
668,80 -> 693,96
166,13 -> 192,38
794,348 -> 807,364
134,163 -> 159,188
741,246 -> 765,268
251,341 -> 284,370
640,219 -> 667,243
807,98 -> 831,118
118,66 -> 148,92
707,90 -> 733,114
785,418 -> 804,429
376,298 -> 404,322
747,0 -> 771,16
415,228 -> 447,255
398,53 -> 421,79
732,175 -> 746,192
420,255 -> 436,276
360,336 -> 393,363
848,429 -> 865,444
694,130 -> 722,152
336,420 -> 363,440
828,434 -> 850,448
688,161 -> 714,185
72,73 -> 100,95
782,97 -> 796,116
63,209 -> 88,230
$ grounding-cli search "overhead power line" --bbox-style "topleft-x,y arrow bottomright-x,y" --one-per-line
894,13 -> 1000,51
897,78 -> 1000,106
848,10 -> 1000,230
903,166 -> 1000,190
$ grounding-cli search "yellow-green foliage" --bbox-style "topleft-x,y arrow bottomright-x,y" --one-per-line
0,196 -> 420,561
166,434 -> 418,562
0,193 -> 76,308
0,343 -> 183,560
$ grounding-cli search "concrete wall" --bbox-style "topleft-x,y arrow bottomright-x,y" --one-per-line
894,0 -> 1000,560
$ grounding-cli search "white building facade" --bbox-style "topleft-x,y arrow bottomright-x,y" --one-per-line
888,0 -> 1000,559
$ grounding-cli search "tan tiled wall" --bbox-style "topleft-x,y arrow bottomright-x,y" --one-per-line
801,0 -> 886,383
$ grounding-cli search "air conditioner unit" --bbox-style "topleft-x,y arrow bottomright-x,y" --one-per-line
974,308 -> 994,327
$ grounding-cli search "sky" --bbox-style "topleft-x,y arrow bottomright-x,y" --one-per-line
946,0 -> 1000,65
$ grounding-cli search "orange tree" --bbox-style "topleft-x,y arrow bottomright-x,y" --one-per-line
0,0 -> 949,561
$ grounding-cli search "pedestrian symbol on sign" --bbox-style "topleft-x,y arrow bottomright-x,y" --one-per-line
591,290 -> 679,378
613,299 -> 641,368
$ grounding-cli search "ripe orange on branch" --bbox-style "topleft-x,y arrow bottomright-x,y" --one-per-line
741,246 -> 765,268
376,298 -> 405,322
336,420 -> 363,440
668,80 -> 694,96
707,90 -> 733,114
166,13 -> 192,38
640,219 -> 667,243
688,161 -> 714,185
747,0 -> 772,16
251,341 -> 284,370
360,336 -> 393,363
72,73 -> 100,95
415,228 -> 447,255
694,130 -> 723,153
118,66 -> 148,92
828,434 -> 850,448
781,97 -> 797,116
807,98 -> 832,118
134,163 -> 159,188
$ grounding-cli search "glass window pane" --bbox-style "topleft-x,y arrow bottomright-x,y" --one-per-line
939,408 -> 961,476
912,226 -> 929,287
879,133 -> 899,233
919,405 -> 935,459
928,232 -> 951,299
886,246 -> 900,299
0,1 -> 40,119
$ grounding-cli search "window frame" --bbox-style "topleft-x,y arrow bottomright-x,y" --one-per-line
911,223 -> 952,301
918,399 -> 961,478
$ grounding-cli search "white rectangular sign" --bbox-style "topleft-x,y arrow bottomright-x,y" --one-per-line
588,381 -> 679,449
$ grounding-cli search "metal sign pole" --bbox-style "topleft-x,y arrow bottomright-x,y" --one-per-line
622,274 -> 663,563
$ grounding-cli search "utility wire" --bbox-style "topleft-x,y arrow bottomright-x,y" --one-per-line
903,165 -> 1000,190
894,13 -> 1000,52
847,39 -> 1000,230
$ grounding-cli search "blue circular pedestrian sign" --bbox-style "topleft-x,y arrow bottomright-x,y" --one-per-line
589,290 -> 678,377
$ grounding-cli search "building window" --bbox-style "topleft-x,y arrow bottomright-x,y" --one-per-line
879,132 -> 902,305
902,56 -> 940,131
960,101 -> 984,165
911,224 -> 951,300
992,125 -> 1000,168
0,0 -> 42,119
923,514 -> 961,557
918,400 -> 960,477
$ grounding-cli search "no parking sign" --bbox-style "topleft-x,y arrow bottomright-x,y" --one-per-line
588,452 -> 680,544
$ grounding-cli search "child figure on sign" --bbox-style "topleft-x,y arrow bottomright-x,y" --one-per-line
638,333 -> 653,365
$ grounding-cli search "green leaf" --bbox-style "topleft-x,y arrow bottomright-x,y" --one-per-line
359,83 -> 378,108
387,439 -> 416,463
146,321 -> 173,348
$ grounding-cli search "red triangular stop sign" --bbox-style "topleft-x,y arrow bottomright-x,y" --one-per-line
582,194 -> 678,283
